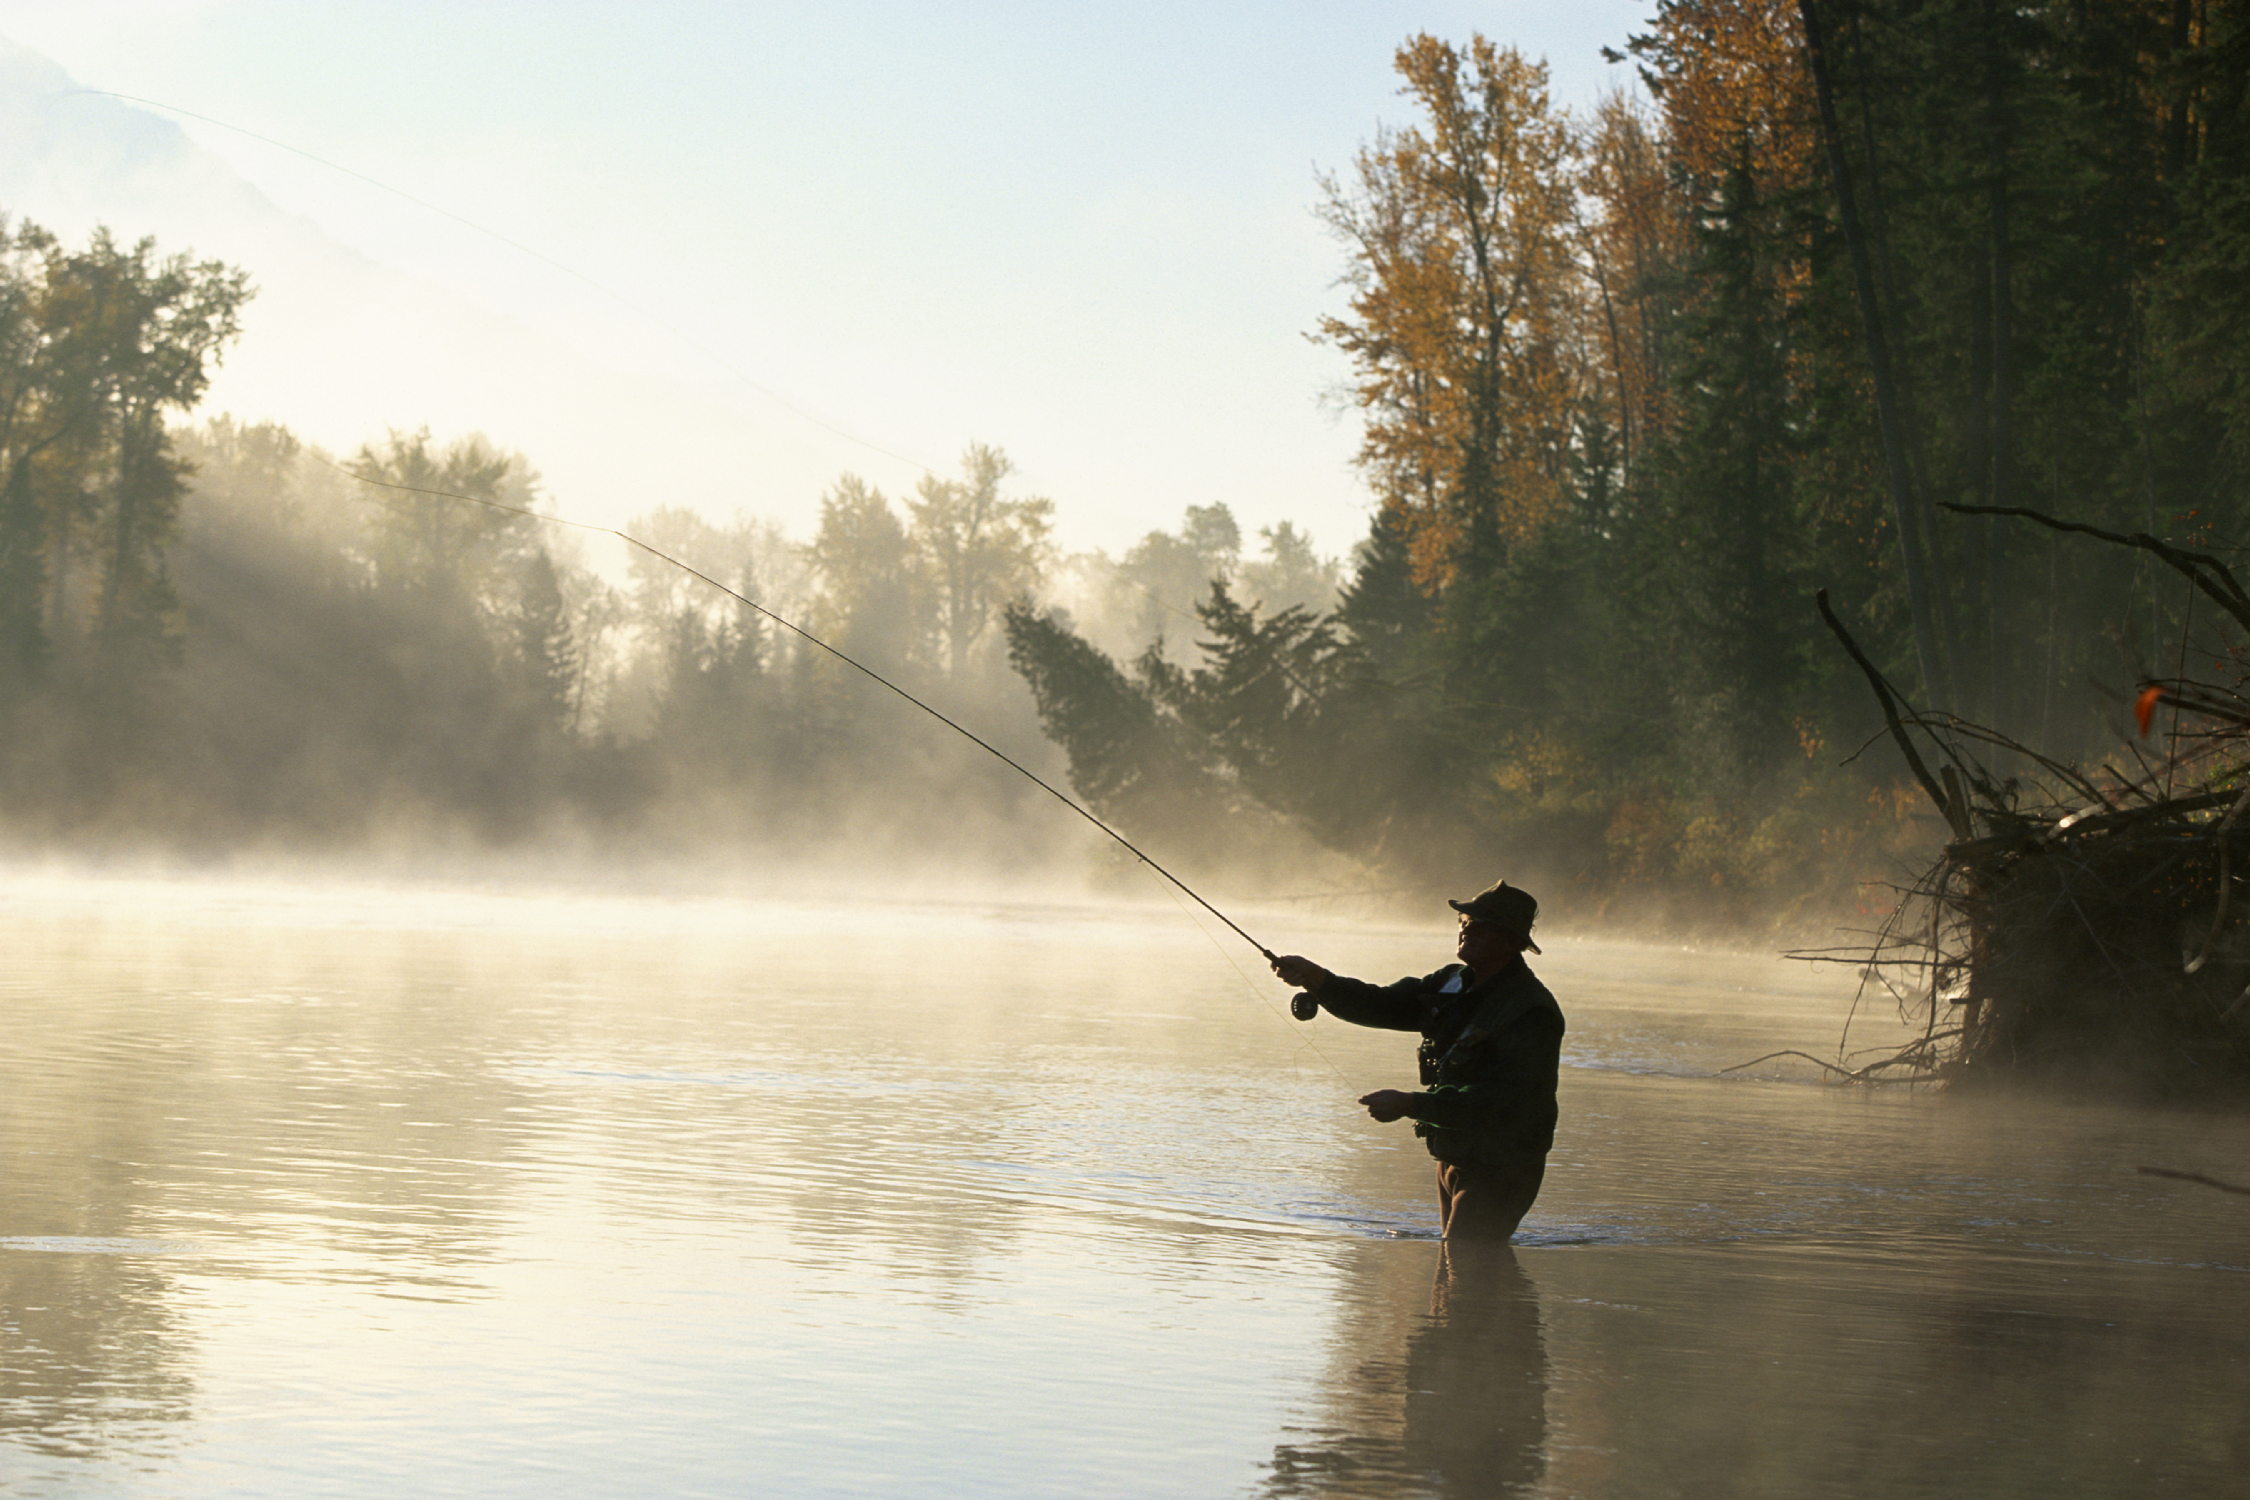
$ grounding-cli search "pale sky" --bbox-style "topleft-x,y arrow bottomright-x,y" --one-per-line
0,1 -> 1649,563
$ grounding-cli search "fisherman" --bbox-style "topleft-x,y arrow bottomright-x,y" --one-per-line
1270,880 -> 1563,1241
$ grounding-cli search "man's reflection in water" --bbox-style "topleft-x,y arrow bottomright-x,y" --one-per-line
1263,1244 -> 1548,1497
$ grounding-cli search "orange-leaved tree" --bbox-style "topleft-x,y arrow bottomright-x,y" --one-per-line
1315,34 -> 1585,592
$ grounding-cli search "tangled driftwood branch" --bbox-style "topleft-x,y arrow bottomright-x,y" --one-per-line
1792,526 -> 2250,1099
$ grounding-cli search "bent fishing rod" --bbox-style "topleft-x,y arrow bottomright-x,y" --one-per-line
323,456 -> 1282,964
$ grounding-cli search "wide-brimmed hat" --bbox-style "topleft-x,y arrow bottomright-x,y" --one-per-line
1449,879 -> 1541,954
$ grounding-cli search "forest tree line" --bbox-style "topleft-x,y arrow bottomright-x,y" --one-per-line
1005,0 -> 2250,924
5,0 -> 2247,925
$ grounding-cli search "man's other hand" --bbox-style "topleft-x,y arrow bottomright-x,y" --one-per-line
1359,1089 -> 1414,1123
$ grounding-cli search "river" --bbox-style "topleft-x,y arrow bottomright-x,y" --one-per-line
2,869 -> 2245,1497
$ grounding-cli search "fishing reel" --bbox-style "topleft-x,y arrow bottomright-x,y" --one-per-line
1290,992 -> 1320,1022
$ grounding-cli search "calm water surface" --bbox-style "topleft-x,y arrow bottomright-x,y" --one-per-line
2,871 -> 2246,1498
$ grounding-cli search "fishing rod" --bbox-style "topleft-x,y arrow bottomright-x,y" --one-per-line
321,455 -> 1283,965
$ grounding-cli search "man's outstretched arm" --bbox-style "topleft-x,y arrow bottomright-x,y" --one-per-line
1269,955 -> 1426,1031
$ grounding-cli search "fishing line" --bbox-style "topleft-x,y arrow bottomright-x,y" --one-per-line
1142,867 -> 1356,1085
61,88 -> 1325,647
317,453 -> 1285,966
58,88 -> 940,480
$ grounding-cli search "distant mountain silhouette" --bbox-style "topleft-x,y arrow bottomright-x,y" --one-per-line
0,39 -> 298,243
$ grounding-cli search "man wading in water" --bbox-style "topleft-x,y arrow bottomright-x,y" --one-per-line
1270,881 -> 1563,1241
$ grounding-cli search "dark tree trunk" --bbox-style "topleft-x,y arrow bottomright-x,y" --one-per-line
1799,0 -> 1953,707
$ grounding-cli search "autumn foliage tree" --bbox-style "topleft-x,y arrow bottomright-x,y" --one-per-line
1315,35 -> 1583,590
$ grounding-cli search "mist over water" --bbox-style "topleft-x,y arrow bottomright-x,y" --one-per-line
3,870 -> 2244,1498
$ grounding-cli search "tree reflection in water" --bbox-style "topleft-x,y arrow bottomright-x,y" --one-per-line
1263,1244 -> 1547,1498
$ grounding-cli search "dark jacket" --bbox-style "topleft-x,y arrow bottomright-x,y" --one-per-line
1315,959 -> 1564,1162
